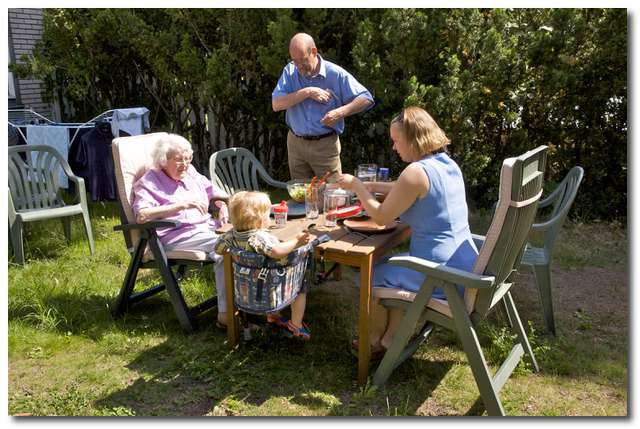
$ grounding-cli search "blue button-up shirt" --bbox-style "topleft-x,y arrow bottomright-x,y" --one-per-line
272,55 -> 374,136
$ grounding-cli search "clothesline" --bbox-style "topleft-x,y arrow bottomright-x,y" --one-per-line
8,107 -> 150,196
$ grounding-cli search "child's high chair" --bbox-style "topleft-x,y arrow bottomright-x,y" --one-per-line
228,234 -> 330,340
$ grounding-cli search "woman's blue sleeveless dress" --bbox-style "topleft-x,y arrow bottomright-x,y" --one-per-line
372,153 -> 478,299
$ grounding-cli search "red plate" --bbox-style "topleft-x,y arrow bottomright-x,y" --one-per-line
326,203 -> 364,219
343,217 -> 398,233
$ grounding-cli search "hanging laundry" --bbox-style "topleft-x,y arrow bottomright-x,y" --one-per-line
111,107 -> 150,137
26,124 -> 70,188
73,121 -> 120,201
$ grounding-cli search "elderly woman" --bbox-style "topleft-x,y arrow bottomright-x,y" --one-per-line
132,134 -> 230,328
337,106 -> 479,358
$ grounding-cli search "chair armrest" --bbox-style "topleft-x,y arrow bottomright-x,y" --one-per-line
530,195 -> 575,233
388,255 -> 495,289
529,220 -> 554,233
114,220 -> 180,232
66,174 -> 82,186
537,183 -> 565,209
66,176 -> 88,203
58,155 -> 82,181
261,175 -> 288,189
471,233 -> 486,250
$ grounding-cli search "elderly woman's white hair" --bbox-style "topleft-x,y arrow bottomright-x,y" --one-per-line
152,134 -> 193,168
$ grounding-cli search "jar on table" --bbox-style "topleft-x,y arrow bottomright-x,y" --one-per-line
273,201 -> 288,228
323,187 -> 352,228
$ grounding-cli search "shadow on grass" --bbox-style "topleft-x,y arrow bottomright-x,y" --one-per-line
93,286 -> 457,416
8,282 -> 209,340
94,331 -> 456,416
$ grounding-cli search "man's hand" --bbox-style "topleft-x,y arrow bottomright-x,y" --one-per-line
321,107 -> 344,127
306,87 -> 332,103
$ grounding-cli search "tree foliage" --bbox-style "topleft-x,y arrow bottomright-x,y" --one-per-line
13,8 -> 627,220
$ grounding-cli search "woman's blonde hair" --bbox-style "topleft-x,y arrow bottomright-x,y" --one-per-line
391,106 -> 450,157
152,134 -> 193,168
228,191 -> 272,231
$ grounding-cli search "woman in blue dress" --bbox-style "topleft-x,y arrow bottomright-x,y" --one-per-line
337,106 -> 478,357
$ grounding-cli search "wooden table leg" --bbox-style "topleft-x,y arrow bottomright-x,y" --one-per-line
358,254 -> 373,385
224,252 -> 239,349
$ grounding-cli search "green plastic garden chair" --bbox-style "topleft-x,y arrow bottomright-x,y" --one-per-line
520,166 -> 584,336
209,147 -> 287,195
8,144 -> 95,265
371,145 -> 548,416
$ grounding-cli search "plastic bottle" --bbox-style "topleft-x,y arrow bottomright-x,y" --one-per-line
273,201 -> 288,228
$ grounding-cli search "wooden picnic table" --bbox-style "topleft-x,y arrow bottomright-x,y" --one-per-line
222,214 -> 412,385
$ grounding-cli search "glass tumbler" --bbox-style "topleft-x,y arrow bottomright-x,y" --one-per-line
356,164 -> 378,182
323,188 -> 341,228
305,186 -> 319,219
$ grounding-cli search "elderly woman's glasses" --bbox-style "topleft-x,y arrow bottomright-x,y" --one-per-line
171,155 -> 192,166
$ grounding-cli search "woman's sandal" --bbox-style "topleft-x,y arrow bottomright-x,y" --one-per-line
284,320 -> 311,341
351,339 -> 387,360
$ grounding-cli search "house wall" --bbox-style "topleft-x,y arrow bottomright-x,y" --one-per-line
8,8 -> 56,120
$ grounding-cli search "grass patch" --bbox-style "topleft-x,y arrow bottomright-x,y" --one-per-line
7,201 -> 628,416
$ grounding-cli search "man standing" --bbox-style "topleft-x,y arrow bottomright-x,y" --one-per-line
272,33 -> 374,180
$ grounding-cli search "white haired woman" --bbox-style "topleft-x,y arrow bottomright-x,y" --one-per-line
132,133 -> 230,328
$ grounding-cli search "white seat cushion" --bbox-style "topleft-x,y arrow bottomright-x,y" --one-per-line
373,286 -> 453,318
141,248 -> 210,263
113,133 -> 214,264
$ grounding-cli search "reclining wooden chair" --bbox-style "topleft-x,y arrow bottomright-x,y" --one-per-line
372,145 -> 548,416
111,132 -> 218,332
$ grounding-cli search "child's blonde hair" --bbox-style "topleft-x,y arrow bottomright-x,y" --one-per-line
228,191 -> 272,231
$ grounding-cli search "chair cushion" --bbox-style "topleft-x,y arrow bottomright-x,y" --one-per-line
373,287 -> 453,318
464,158 -> 515,313
111,132 -> 168,224
112,133 -> 168,249
141,248 -> 210,263
113,132 -> 219,265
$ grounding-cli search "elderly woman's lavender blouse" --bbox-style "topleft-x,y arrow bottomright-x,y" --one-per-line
132,164 -> 227,245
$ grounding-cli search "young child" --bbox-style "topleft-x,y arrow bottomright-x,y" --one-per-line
214,191 -> 313,340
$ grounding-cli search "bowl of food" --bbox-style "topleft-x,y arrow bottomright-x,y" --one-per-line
286,179 -> 311,203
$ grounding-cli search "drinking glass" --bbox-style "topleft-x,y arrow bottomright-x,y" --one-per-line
356,164 -> 378,182
305,186 -> 319,219
323,188 -> 341,227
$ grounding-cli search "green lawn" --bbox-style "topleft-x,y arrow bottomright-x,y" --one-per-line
7,202 -> 628,416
